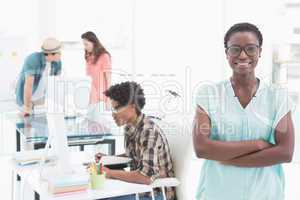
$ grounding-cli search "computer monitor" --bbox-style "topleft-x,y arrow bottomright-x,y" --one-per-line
45,112 -> 73,175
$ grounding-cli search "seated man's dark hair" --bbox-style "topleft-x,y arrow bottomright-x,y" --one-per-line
104,81 -> 146,115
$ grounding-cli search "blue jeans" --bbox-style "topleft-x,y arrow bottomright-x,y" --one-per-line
103,193 -> 164,200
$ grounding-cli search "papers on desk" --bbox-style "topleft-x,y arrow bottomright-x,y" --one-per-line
13,149 -> 57,166
81,155 -> 132,169
101,156 -> 132,166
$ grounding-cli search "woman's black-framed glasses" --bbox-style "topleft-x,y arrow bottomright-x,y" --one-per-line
226,44 -> 260,57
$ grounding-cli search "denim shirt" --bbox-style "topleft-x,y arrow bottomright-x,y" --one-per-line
15,52 -> 62,106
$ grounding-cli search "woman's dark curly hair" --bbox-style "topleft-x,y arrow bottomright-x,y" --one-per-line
104,81 -> 145,115
224,22 -> 263,48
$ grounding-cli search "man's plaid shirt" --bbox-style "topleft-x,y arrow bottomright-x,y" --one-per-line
124,114 -> 176,200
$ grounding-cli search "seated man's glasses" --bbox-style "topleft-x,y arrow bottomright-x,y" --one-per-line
226,44 -> 259,57
111,105 -> 128,114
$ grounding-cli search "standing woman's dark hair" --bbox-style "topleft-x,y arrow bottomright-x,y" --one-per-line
81,31 -> 110,64
224,22 -> 263,48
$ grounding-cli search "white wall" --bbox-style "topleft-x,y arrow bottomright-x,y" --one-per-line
0,0 -> 39,50
0,2 -> 39,198
134,0 -> 224,117
54,0 -> 135,80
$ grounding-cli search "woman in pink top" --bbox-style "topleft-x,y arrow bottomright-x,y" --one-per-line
81,31 -> 111,121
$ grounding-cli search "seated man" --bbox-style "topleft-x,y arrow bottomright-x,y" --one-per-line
95,81 -> 176,200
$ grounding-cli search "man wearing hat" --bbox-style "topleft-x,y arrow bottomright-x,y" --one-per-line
15,37 -> 62,116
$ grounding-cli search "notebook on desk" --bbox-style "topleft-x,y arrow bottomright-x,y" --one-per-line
82,155 -> 132,170
13,149 -> 57,166
101,156 -> 132,166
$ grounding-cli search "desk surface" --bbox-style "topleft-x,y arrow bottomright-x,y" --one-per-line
12,152 -> 152,200
24,171 -> 152,200
11,150 -> 179,200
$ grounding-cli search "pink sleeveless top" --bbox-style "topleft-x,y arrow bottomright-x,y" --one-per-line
86,53 -> 111,104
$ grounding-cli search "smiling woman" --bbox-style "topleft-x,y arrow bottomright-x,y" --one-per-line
224,24 -> 262,80
193,23 -> 295,200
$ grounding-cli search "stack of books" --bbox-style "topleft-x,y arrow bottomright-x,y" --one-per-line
46,173 -> 89,195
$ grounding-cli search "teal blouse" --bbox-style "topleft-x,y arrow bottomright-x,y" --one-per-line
195,79 -> 295,200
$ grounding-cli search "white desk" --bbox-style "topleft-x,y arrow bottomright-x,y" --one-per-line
15,168 -> 153,200
12,152 -> 179,200
11,152 -> 154,200
12,162 -> 154,200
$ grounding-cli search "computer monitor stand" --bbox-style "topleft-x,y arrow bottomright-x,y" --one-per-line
39,113 -> 75,179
